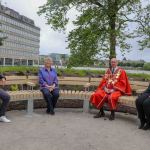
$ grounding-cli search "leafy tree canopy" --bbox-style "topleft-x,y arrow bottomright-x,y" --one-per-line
38,0 -> 150,66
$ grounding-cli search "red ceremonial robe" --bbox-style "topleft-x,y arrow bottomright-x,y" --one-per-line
90,67 -> 131,110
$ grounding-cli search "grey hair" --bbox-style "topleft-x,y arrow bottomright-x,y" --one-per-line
44,57 -> 53,63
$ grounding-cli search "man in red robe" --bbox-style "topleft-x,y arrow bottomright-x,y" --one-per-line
90,58 -> 131,120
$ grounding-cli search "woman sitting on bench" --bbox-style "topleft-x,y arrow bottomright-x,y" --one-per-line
39,57 -> 59,115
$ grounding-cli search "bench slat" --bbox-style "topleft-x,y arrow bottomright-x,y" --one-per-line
118,96 -> 137,108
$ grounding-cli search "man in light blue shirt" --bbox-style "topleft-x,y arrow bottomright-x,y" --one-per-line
39,57 -> 59,115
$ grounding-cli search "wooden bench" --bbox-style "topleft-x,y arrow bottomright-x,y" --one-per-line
89,77 -> 149,109
27,76 -> 93,113
0,76 -> 28,90
90,77 -> 149,93
0,75 -> 149,114
0,76 -> 92,114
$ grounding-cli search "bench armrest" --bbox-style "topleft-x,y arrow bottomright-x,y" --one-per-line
26,82 -> 36,90
84,82 -> 91,91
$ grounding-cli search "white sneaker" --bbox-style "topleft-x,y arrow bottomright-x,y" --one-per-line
0,116 -> 11,123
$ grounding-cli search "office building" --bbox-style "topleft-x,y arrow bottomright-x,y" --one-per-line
0,4 -> 40,66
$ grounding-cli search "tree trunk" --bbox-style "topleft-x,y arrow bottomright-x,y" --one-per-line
108,1 -> 117,67
109,15 -> 116,57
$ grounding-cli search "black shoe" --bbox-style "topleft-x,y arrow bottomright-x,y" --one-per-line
109,110 -> 115,121
109,114 -> 115,120
46,110 -> 50,114
93,112 -> 105,118
138,122 -> 146,129
143,123 -> 150,130
49,110 -> 55,115
46,109 -> 55,115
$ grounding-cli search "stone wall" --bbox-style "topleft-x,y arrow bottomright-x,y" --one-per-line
6,99 -> 137,115
7,99 -> 83,111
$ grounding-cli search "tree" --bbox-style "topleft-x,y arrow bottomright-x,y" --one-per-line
136,4 -> 150,50
38,0 -> 149,66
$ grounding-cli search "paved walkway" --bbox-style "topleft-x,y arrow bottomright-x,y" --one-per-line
0,109 -> 150,150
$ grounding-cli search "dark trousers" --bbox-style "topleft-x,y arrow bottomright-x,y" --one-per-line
136,93 -> 150,124
41,88 -> 59,112
0,89 -> 10,116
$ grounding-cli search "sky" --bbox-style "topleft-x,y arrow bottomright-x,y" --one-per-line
1,0 -> 150,62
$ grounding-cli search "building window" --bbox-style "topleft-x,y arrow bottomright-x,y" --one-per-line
21,59 -> 27,66
34,60 -> 38,66
5,58 -> 12,66
0,58 -> 4,66
28,60 -> 33,66
14,59 -> 21,66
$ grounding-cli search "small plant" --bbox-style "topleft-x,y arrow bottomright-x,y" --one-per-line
10,84 -> 19,91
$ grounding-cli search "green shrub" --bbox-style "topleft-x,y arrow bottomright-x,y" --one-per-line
127,73 -> 150,81
0,66 -> 150,81
0,66 -> 39,74
56,68 -> 104,77
10,84 -> 19,91
118,61 -> 144,68
143,63 -> 150,71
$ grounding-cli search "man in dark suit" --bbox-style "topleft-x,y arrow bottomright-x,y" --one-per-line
0,74 -> 11,123
136,84 -> 150,130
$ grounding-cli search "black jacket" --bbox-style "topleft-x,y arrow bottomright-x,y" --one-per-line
144,83 -> 150,94
0,74 -> 6,80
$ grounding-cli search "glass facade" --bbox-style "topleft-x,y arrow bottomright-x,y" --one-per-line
5,58 -> 13,66
0,4 -> 40,66
0,58 -> 4,65
28,60 -> 33,66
